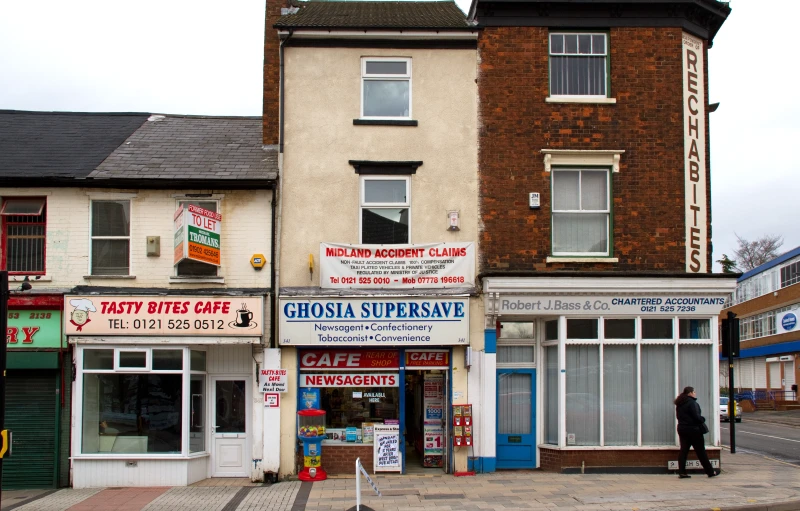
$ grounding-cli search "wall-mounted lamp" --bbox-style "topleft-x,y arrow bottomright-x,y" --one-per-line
448,211 -> 460,231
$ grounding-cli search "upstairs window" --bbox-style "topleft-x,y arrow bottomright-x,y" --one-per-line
1,198 -> 46,274
91,200 -> 130,275
361,58 -> 411,119
549,33 -> 608,97
781,261 -> 800,288
360,177 -> 409,244
176,200 -> 219,277
551,168 -> 610,256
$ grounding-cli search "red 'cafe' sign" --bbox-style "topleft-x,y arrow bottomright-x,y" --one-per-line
405,350 -> 449,368
300,349 -> 399,370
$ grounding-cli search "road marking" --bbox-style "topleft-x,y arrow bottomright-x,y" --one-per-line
720,426 -> 800,444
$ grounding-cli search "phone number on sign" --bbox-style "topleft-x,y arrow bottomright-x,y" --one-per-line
107,319 -> 225,330
330,276 -> 466,285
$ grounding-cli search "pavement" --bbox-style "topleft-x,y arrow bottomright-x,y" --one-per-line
4,411 -> 800,511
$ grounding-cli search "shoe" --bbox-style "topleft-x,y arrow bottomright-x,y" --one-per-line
679,474 -> 691,479
708,472 -> 718,478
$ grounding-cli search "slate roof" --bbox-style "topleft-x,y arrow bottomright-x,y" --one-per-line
0,110 -> 148,180
275,1 -> 471,30
90,115 -> 277,185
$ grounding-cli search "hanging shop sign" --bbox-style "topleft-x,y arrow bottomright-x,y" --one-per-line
174,204 -> 222,266
300,349 -> 399,370
64,296 -> 263,336
320,242 -> 474,289
498,295 -> 727,316
6,310 -> 63,348
300,372 -> 399,388
280,297 -> 469,346
259,368 -> 288,393
405,349 -> 449,369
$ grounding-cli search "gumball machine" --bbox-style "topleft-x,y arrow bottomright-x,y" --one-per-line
297,409 -> 327,481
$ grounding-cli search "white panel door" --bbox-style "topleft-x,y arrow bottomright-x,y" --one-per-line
211,377 -> 249,477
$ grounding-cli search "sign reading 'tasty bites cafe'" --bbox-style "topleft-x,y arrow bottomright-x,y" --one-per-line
64,296 -> 263,336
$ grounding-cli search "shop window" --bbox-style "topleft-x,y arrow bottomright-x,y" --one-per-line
566,318 -> 598,339
498,322 -> 535,366
176,200 -> 219,277
361,57 -> 411,119
79,347 -> 206,456
191,350 -> 207,371
549,33 -> 608,98
641,345 -> 675,445
360,177 -> 409,244
552,169 -> 610,256
1,197 -> 46,274
679,319 -> 710,339
319,386 -> 400,432
604,318 -> 635,339
679,345 -> 712,446
603,345 -> 637,446
565,345 -> 600,445
91,200 -> 130,275
544,345 -> 559,444
642,318 -> 673,339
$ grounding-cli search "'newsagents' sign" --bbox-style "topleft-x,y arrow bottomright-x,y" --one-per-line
279,298 -> 469,346
499,295 -> 728,316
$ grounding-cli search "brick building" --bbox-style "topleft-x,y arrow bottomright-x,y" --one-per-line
721,246 -> 800,408
470,0 -> 738,472
1,111 -> 278,487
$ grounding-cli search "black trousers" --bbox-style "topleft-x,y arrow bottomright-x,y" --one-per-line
678,429 -> 715,476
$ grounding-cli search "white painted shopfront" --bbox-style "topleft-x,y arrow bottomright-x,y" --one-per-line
67,295 -> 266,487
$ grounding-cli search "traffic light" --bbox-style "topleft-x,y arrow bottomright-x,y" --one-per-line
721,311 -> 740,358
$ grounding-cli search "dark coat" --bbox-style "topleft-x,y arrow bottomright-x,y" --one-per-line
675,395 -> 706,433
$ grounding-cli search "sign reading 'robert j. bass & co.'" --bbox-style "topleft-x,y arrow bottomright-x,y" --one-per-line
174,204 -> 222,266
683,32 -> 707,273
320,242 -> 475,289
64,296 -> 263,336
280,297 -> 469,346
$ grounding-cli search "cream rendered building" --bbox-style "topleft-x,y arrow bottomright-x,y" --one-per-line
266,1 -> 483,477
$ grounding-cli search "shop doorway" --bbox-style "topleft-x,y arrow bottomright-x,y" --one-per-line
211,377 -> 249,477
404,370 -> 448,473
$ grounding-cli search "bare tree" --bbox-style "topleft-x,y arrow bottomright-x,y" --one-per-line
733,234 -> 784,271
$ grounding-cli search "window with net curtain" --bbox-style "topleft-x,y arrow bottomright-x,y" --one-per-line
549,33 -> 608,97
91,200 -> 130,275
552,169 -> 609,256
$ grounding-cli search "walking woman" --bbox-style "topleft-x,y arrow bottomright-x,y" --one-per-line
674,386 -> 718,478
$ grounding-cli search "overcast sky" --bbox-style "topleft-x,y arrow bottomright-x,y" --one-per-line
1,0 -> 796,273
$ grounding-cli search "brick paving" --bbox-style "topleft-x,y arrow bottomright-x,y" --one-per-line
6,449 -> 800,511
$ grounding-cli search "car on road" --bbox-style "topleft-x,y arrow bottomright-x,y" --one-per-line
720,396 -> 742,423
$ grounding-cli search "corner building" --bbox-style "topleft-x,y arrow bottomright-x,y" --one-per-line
265,0 -> 481,476
471,0 -> 737,472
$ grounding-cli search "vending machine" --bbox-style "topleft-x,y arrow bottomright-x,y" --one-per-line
452,404 -> 472,447
297,409 -> 327,481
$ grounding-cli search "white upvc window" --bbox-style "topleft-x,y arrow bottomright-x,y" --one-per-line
361,57 -> 412,119
360,176 -> 410,244
551,168 -> 610,256
90,200 -> 131,276
549,33 -> 608,98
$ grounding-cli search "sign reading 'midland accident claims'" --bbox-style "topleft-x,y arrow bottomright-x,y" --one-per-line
320,242 -> 474,289
279,297 -> 469,346
174,204 -> 222,266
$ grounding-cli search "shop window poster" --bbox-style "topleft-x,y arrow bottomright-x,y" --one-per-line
300,388 -> 320,410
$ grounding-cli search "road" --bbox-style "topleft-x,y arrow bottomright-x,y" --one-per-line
721,419 -> 800,465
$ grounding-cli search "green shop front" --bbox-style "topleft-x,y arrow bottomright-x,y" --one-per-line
2,296 -> 68,490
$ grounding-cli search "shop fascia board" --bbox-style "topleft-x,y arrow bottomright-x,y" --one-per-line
483,276 -> 738,295
69,336 -> 260,345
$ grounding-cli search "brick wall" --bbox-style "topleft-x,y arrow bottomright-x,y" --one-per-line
263,0 -> 283,145
539,447 -> 720,472
295,444 -> 375,475
478,27 -> 706,273
720,282 -> 800,351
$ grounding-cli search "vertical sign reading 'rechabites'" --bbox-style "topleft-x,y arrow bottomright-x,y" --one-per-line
683,32 -> 706,273
174,205 -> 222,267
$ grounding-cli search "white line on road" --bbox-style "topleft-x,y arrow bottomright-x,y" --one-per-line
720,426 -> 800,444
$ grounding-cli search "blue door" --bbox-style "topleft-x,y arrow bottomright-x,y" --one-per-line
496,369 -> 536,469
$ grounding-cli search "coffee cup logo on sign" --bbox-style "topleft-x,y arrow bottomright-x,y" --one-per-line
230,303 -> 257,329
